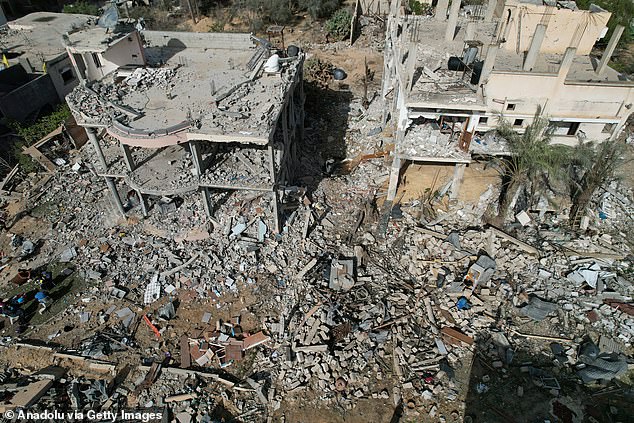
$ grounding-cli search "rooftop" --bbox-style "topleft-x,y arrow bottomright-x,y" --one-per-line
404,16 -> 631,107
2,12 -> 93,67
66,30 -> 303,145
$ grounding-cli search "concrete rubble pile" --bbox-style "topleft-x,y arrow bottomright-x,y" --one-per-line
200,146 -> 272,187
2,135 -> 633,421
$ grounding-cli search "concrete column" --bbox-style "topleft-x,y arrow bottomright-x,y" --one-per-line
523,24 -> 547,71
479,44 -> 499,83
120,144 -> 135,172
484,0 -> 496,22
405,42 -> 418,91
189,141 -> 203,176
386,156 -> 402,202
450,163 -> 466,200
596,25 -> 625,76
445,0 -> 461,42
137,189 -> 149,217
105,177 -> 126,217
557,47 -> 577,83
465,21 -> 476,40
435,0 -> 449,21
200,187 -> 212,218
271,189 -> 281,234
86,127 -> 107,172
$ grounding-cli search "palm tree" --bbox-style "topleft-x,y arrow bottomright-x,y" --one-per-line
489,107 -> 569,226
568,139 -> 626,226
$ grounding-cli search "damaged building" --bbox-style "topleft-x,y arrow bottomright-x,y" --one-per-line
381,0 -> 634,204
0,12 -> 92,121
63,21 -> 305,231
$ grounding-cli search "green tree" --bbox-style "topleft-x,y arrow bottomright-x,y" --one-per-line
567,139 -> 626,226
8,104 -> 72,146
62,1 -> 100,16
490,108 -> 569,225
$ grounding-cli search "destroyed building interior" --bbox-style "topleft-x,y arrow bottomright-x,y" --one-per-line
0,0 -> 633,422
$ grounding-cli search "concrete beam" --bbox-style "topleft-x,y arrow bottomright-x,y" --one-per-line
596,25 -> 625,76
445,0 -> 461,42
105,177 -> 125,217
86,127 -> 107,171
523,24 -> 547,71
435,0 -> 449,21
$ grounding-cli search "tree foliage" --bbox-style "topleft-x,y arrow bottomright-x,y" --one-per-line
62,1 -> 100,16
8,105 -> 72,147
491,108 -> 570,224
567,139 -> 626,225
408,0 -> 433,16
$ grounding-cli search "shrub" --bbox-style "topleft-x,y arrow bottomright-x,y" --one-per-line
409,0 -> 433,15
325,8 -> 351,40
62,1 -> 100,16
301,0 -> 342,20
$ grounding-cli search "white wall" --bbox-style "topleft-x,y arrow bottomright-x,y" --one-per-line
83,31 -> 145,81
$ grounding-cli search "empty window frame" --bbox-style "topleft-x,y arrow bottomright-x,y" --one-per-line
60,67 -> 74,84
91,53 -> 102,68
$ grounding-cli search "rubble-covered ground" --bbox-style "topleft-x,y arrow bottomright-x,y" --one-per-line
0,18 -> 634,423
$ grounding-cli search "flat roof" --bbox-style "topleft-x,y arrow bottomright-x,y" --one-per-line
66,30 -> 302,145
3,12 -> 93,66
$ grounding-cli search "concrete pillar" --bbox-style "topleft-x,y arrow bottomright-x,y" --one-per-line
86,127 -> 107,172
596,25 -> 625,76
484,0 -> 496,22
479,44 -> 499,83
405,42 -> 418,91
200,187 -> 212,218
137,189 -> 149,217
120,144 -> 135,172
557,47 -> 577,83
189,141 -> 203,176
435,0 -> 449,21
450,163 -> 466,200
386,156 -> 402,202
271,189 -> 281,234
523,24 -> 547,71
445,0 -> 461,42
465,21 -> 476,40
105,177 -> 126,217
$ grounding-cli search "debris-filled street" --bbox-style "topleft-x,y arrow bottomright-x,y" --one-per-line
1,1 -> 634,422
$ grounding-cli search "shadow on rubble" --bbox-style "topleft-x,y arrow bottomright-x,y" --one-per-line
462,336 -> 634,423
143,38 -> 187,66
292,80 -> 352,194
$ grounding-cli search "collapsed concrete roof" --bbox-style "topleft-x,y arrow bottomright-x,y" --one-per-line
65,29 -> 303,146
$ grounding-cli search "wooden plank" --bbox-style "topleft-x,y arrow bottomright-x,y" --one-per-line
441,327 -> 474,346
180,335 -> 191,369
0,165 -> 19,191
